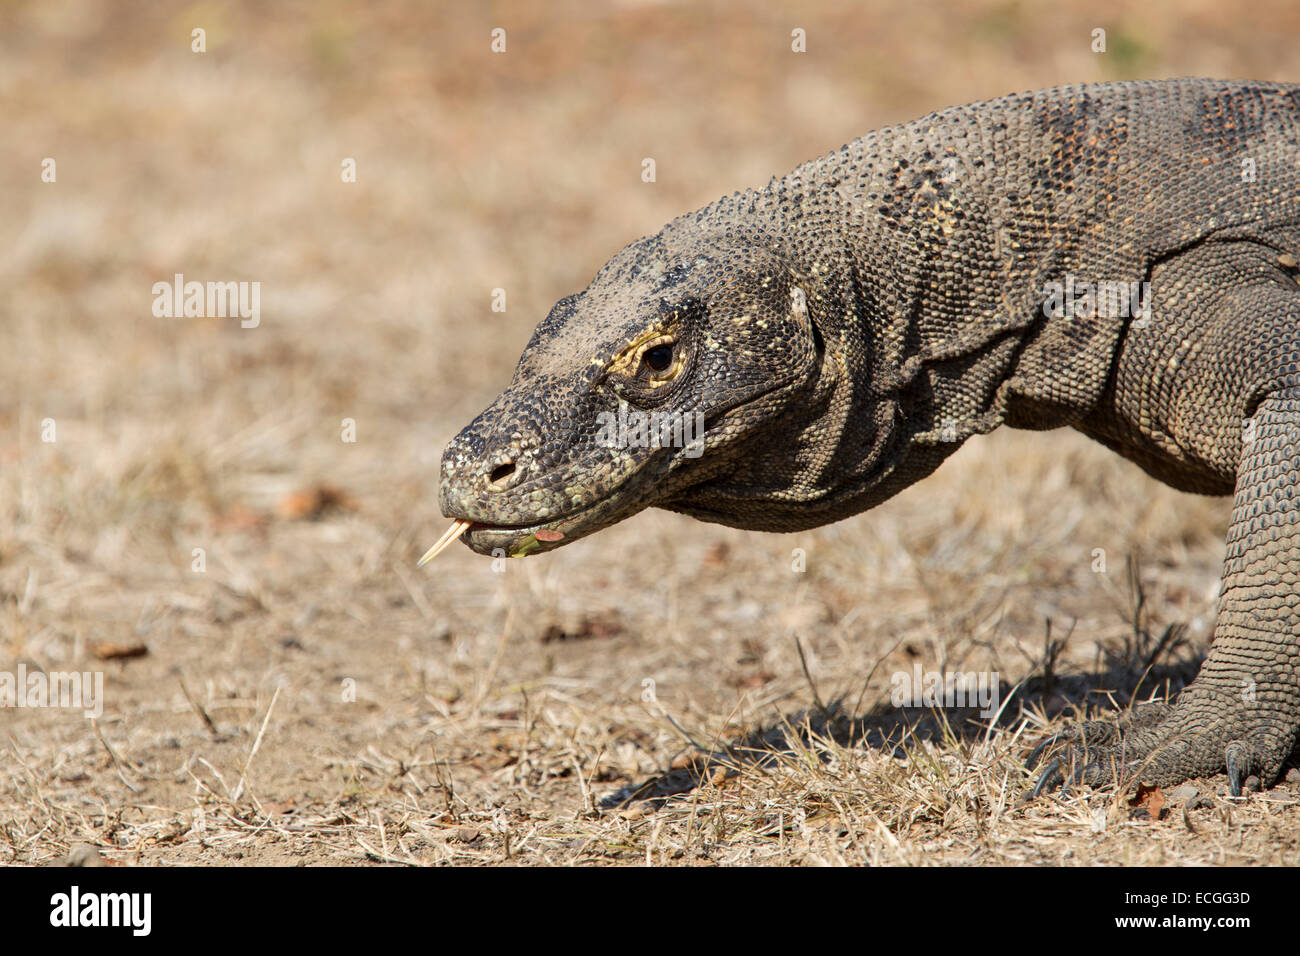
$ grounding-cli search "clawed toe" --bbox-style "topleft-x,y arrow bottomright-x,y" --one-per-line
1030,758 -> 1064,798
1225,742 -> 1247,797
1026,736 -> 1062,772
1027,747 -> 1126,799
1222,740 -> 1269,797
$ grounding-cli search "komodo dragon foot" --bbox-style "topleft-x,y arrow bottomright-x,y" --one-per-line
1028,386 -> 1300,800
1027,698 -> 1294,798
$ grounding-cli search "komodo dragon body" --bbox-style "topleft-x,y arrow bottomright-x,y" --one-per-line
437,78 -> 1300,796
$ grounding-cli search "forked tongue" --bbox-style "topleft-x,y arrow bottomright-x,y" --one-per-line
417,519 -> 474,567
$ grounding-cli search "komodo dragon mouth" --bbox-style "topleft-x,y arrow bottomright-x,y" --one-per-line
421,449 -> 675,563
417,508 -> 599,564
416,518 -> 550,564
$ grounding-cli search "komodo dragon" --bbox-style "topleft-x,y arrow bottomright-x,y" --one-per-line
426,78 -> 1300,797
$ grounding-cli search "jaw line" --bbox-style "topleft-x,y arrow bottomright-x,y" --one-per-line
461,496 -> 637,557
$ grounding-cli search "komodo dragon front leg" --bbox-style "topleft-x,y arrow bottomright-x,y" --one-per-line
1031,348 -> 1300,796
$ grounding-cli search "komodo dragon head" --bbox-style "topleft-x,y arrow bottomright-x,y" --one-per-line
427,213 -> 898,563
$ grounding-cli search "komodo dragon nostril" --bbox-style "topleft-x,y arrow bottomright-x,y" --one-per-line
488,462 -> 516,487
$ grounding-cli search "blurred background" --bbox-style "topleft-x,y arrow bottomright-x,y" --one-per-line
1,1 -> 1297,864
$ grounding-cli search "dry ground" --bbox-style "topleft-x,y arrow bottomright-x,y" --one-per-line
3,0 -> 1300,866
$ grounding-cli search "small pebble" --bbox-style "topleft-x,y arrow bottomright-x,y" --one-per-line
58,844 -> 106,867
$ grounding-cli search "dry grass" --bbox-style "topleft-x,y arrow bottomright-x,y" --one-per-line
3,0 -> 1300,866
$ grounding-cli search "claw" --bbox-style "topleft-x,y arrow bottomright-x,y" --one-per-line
1031,758 -> 1064,798
1225,742 -> 1246,797
1027,735 -> 1058,771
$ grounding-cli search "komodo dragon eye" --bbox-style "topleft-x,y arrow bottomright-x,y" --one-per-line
633,337 -> 682,385
643,343 -> 675,373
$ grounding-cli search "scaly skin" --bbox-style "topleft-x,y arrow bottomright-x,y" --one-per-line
438,78 -> 1300,795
